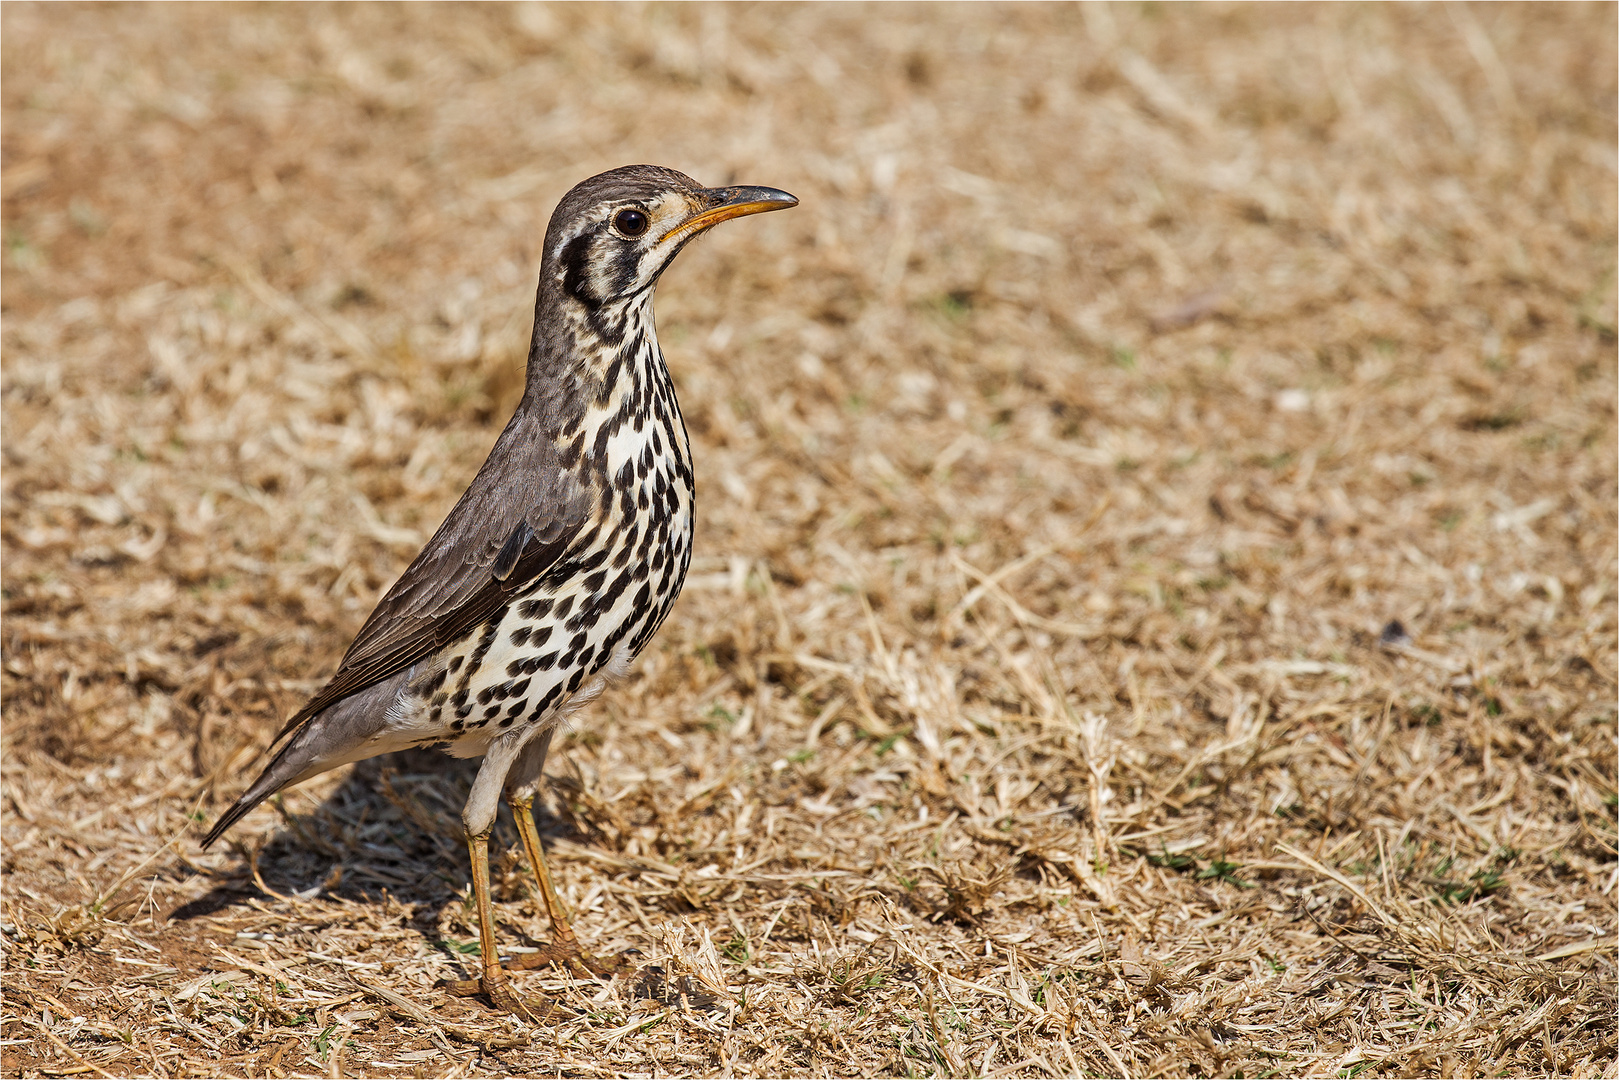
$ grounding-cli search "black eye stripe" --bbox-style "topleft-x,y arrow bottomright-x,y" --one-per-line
559,230 -> 599,306
614,208 -> 649,237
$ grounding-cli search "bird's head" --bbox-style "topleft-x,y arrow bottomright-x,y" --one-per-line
542,165 -> 797,309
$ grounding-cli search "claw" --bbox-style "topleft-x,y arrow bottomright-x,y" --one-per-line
435,971 -> 561,1023
508,938 -> 636,978
437,974 -> 483,998
485,979 -> 559,1023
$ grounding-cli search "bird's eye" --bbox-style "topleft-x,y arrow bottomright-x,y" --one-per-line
613,209 -> 649,237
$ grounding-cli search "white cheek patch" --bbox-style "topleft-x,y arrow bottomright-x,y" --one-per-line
648,190 -> 690,229
647,192 -> 702,245
550,191 -> 706,297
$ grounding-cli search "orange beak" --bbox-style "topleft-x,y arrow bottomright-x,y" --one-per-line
667,185 -> 798,244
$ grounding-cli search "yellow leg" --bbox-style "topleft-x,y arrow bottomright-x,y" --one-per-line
437,831 -> 553,1020
511,793 -> 579,945
506,794 -> 630,977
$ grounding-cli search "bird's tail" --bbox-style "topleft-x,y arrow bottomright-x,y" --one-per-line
200,669 -> 413,848
200,733 -> 313,848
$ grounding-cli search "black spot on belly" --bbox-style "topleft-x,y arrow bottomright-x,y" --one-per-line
519,598 -> 554,621
448,656 -> 464,674
511,677 -> 531,697
612,537 -> 634,570
553,596 -> 574,621
467,609 -> 507,671
584,569 -> 607,594
477,686 -> 496,705
536,685 -> 563,714
431,691 -> 449,707
452,688 -> 469,709
568,670 -> 584,692
430,705 -> 444,722
598,568 -> 631,609
511,626 -> 532,647
529,626 -> 553,648
532,652 -> 557,672
484,705 -> 502,720
506,699 -> 526,717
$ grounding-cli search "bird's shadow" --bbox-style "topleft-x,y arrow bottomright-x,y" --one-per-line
172,749 -> 580,977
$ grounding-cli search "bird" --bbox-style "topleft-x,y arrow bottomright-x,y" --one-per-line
201,165 -> 797,1018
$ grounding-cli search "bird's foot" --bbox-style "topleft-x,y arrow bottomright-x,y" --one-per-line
436,970 -> 562,1023
507,933 -> 634,979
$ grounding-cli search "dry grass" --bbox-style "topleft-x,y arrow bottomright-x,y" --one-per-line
3,3 -> 1616,1077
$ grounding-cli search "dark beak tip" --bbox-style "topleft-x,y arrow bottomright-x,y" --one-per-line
708,185 -> 798,210
751,188 -> 798,213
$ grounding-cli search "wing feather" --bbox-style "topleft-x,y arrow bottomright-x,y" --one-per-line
275,412 -> 592,737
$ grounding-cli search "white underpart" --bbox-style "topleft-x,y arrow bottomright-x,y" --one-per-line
379,339 -> 691,762
459,630 -> 638,838
459,637 -> 627,837
376,277 -> 692,835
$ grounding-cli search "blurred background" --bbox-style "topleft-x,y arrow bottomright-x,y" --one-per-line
3,4 -> 1615,1077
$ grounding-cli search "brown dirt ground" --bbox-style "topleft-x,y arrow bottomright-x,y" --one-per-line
3,3 -> 1616,1078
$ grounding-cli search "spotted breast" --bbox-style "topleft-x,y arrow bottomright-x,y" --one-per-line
396,300 -> 695,758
